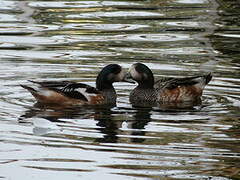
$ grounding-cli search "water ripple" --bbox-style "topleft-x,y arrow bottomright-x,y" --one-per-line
0,0 -> 240,179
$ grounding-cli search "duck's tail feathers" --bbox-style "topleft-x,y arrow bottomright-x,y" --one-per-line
20,84 -> 37,93
20,83 -> 46,102
193,73 -> 212,90
28,80 -> 39,84
204,73 -> 212,85
20,83 -> 43,100
21,80 -> 44,92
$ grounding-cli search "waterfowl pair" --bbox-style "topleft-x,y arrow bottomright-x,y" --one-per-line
124,63 -> 212,104
21,63 -> 212,106
21,64 -> 125,106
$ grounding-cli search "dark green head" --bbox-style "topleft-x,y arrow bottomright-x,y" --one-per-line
96,64 -> 125,91
124,63 -> 155,88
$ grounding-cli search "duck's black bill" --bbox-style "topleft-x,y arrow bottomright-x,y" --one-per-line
123,73 -> 135,84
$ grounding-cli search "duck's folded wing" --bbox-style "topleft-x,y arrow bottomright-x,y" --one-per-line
155,73 -> 212,90
59,83 -> 101,101
154,77 -> 175,89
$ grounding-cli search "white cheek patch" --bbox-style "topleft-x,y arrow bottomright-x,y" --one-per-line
130,66 -> 141,81
117,70 -> 125,81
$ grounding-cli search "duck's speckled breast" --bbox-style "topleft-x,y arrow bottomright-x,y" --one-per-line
101,89 -> 117,105
130,87 -> 157,103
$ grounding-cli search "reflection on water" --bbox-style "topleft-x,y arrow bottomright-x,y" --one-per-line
0,0 -> 240,179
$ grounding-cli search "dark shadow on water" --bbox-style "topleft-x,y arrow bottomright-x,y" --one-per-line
94,107 -> 119,143
18,103 -> 122,139
18,102 -> 95,123
18,103 -> 122,142
94,105 -> 152,143
130,106 -> 152,143
18,102 -> 152,143
131,100 -> 202,112
18,100 -> 204,142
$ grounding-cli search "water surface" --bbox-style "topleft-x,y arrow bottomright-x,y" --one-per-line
0,0 -> 240,179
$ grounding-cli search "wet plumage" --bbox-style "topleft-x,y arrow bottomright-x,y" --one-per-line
21,64 -> 125,106
124,63 -> 212,104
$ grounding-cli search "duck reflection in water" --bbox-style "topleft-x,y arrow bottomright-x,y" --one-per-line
93,107 -> 119,143
93,106 -> 152,143
18,102 -> 93,123
18,103 -> 96,136
18,103 -> 152,144
129,107 -> 152,143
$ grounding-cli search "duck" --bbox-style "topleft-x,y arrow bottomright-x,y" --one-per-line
21,64 -> 126,106
124,63 -> 212,104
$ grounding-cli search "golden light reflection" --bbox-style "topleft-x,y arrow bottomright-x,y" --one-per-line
62,19 -> 103,23
46,7 -> 109,13
47,30 -> 100,35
